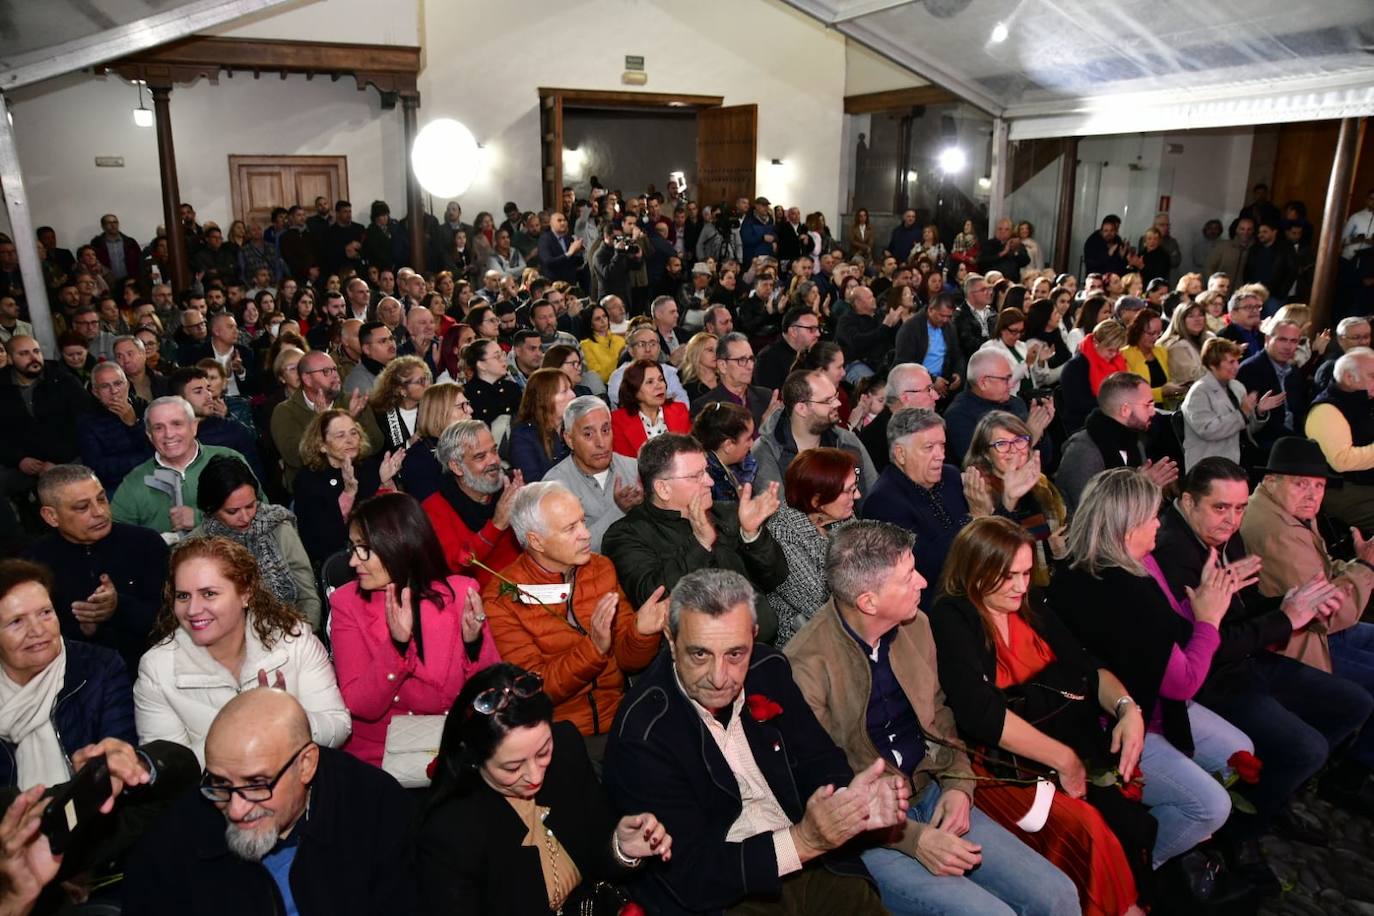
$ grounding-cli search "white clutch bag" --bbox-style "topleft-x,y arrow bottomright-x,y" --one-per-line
381,714 -> 446,788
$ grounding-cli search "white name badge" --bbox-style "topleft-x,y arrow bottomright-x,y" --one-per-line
516,582 -> 572,604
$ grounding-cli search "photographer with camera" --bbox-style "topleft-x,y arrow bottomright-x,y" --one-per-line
696,203 -> 742,263
593,222 -> 643,312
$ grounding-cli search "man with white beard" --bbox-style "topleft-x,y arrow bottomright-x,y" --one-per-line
123,688 -> 418,914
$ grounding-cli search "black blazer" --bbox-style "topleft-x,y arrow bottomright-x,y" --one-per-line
893,309 -> 965,381
1046,564 -> 1195,755
292,454 -> 384,569
122,747 -> 417,916
1057,353 -> 1095,434
602,648 -> 868,916
1236,349 -> 1308,450
418,721 -> 633,916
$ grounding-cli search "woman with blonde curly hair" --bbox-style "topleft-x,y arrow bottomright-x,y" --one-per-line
133,536 -> 351,763
370,355 -> 432,451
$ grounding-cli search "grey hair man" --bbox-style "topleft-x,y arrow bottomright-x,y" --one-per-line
424,419 -> 526,572
484,479 -> 665,748
608,325 -> 690,408
544,395 -> 642,551
1307,347 -> 1374,532
860,363 -> 939,474
1316,317 -> 1373,391
943,349 -> 1053,461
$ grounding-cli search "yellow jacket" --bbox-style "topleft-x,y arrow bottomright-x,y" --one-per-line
1123,344 -> 1172,403
581,332 -> 626,383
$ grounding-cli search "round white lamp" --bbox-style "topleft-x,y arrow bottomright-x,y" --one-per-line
411,118 -> 481,197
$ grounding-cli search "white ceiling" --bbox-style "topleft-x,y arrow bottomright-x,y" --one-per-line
783,0 -> 1374,137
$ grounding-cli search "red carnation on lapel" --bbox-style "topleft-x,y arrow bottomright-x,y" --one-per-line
425,755 -> 439,781
746,694 -> 784,722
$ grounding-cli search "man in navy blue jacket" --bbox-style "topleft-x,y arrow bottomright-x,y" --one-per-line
603,568 -> 906,916
24,464 -> 168,677
1236,318 -> 1309,458
537,211 -> 585,284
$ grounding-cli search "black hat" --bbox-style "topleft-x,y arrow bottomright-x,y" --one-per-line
1257,437 -> 1339,480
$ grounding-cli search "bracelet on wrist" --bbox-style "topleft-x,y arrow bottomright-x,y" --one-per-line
1113,695 -> 1136,719
611,831 -> 642,868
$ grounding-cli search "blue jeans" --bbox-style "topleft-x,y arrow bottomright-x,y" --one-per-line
1328,622 -> 1374,768
860,782 -> 1079,916
1138,702 -> 1251,867
1202,651 -> 1374,832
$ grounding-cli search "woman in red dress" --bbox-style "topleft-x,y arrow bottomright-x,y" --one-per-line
929,517 -> 1157,916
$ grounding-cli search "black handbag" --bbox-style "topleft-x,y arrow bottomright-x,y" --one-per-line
979,660 -> 1114,780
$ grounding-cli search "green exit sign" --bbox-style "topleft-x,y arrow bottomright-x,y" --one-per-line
625,55 -> 644,71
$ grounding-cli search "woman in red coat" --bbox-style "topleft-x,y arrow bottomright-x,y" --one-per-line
611,359 -> 691,458
331,492 -> 502,766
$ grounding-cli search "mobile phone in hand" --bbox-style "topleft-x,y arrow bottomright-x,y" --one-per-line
40,754 -> 112,856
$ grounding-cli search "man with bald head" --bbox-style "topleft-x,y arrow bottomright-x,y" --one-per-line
123,688 -> 417,915
270,350 -> 379,492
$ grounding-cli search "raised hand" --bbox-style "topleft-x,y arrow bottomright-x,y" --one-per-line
762,390 -> 783,425
347,387 -> 369,417
612,476 -> 644,512
1139,457 -> 1180,491
1281,574 -> 1343,630
1240,390 -> 1260,417
460,587 -> 486,643
339,456 -> 358,494
962,468 -> 994,518
1026,398 -> 1054,441
491,470 -> 525,530
737,481 -> 781,537
0,787 -> 61,911
589,592 -> 616,655
385,583 -> 414,643
256,668 -> 287,690
1047,521 -> 1070,560
1257,389 -> 1286,413
71,574 -> 118,630
1001,452 -> 1041,508
634,585 -> 669,636
379,447 -> 406,486
683,491 -> 717,551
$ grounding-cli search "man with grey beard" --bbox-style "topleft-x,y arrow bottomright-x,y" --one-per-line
421,418 -> 527,577
123,688 -> 418,914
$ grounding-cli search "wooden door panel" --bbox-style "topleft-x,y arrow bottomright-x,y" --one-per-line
696,104 -> 757,208
229,155 -> 348,226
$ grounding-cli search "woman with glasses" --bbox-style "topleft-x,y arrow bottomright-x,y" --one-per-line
764,448 -> 859,645
540,344 -> 592,397
964,411 -> 1067,587
330,493 -> 499,767
978,307 -> 1053,397
419,663 -> 671,915
929,518 -> 1156,916
463,338 -> 522,427
400,383 -> 473,503
612,359 -> 690,458
1123,308 -> 1186,407
293,409 -> 405,570
192,455 -> 321,631
509,369 -> 575,482
134,537 -> 350,764
1179,337 -> 1278,470
369,355 -> 432,452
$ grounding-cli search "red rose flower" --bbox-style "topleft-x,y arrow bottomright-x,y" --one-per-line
618,904 -> 646,916
1119,781 -> 1144,803
454,547 -> 476,568
1228,750 -> 1263,784
746,694 -> 784,722
426,755 -> 439,781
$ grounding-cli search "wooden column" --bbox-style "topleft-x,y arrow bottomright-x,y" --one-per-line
1311,117 -> 1366,332
1052,137 -> 1080,276
400,93 -> 426,272
149,85 -> 190,293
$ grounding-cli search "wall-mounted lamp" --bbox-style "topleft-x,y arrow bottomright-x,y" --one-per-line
770,158 -> 784,166
132,80 -> 153,128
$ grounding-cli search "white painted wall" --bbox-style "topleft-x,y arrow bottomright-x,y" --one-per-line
203,0 -> 420,45
418,0 -> 848,222
2,70 -> 405,250
844,38 -> 927,95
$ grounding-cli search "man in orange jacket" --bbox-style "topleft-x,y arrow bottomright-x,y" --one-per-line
482,479 -> 667,761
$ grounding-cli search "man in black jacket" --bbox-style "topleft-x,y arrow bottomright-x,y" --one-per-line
1083,214 -> 1130,275
24,464 -> 168,676
690,333 -> 777,426
754,306 -> 820,391
893,293 -> 965,400
1,335 -> 92,528
603,568 -> 903,916
975,219 -> 1029,280
835,285 -> 903,384
123,688 -> 418,916
1235,318 -> 1308,459
1152,458 -> 1366,889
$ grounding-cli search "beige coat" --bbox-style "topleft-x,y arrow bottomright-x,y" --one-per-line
1239,483 -> 1374,672
785,598 -> 975,858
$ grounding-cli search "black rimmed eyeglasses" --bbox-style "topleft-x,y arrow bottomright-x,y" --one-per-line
199,742 -> 313,803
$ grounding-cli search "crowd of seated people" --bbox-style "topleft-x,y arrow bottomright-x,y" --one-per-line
1,182 -> 1373,916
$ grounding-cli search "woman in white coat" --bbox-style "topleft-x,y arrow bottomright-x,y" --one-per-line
134,536 -> 350,764
1180,337 -> 1283,470
977,307 -> 1055,395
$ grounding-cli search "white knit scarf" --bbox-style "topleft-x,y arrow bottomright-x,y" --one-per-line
0,644 -> 70,789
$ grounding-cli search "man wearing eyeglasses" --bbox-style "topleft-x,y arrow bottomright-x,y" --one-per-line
124,688 -> 418,915
607,327 -> 689,409
1218,284 -> 1267,359
690,332 -> 776,427
78,362 -> 153,494
271,350 -> 380,493
754,306 -> 821,392
943,350 -> 1054,465
859,363 -> 938,474
753,370 -> 878,503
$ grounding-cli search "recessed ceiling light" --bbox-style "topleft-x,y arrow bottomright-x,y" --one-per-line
991,21 -> 1009,43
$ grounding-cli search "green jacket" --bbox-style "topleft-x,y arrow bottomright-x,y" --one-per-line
269,389 -> 382,492
602,498 -> 789,642
111,444 -> 263,534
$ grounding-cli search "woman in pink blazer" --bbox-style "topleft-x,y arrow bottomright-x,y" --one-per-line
611,358 -> 691,458
330,493 -> 501,766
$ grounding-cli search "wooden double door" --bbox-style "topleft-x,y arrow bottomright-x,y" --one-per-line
229,154 -> 349,226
